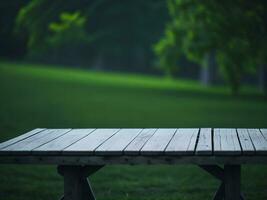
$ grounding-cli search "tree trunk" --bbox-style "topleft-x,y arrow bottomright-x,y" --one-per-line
92,54 -> 104,70
230,78 -> 240,96
225,65 -> 240,96
200,52 -> 216,86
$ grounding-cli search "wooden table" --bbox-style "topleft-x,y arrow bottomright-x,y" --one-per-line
1,128 -> 267,200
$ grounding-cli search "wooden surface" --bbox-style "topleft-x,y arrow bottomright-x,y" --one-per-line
0,128 -> 45,149
64,129 -> 119,155
95,129 -> 142,155
165,128 -> 199,155
246,129 -> 267,154
141,129 -> 176,155
33,129 -> 95,155
1,129 -> 71,155
1,128 -> 267,165
195,128 -> 212,155
236,129 -> 255,155
124,129 -> 156,155
214,129 -> 241,155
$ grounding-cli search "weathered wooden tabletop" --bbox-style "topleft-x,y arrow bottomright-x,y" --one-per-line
0,128 -> 267,165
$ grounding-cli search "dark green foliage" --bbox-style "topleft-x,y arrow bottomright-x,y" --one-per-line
27,11 -> 94,66
0,0 -> 29,59
155,0 -> 267,95
45,12 -> 92,66
15,0 -> 168,72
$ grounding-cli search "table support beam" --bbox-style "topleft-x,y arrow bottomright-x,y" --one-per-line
199,165 -> 224,181
57,164 -> 243,200
57,165 -> 104,200
224,165 -> 241,200
199,165 -> 243,200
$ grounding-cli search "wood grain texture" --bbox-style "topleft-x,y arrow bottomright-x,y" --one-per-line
1,129 -> 71,155
0,128 -> 45,150
141,129 -> 176,155
260,129 -> 267,140
124,129 -> 157,155
33,129 -> 95,155
165,128 -> 199,155
64,129 -> 119,155
195,128 -> 212,155
248,129 -> 267,155
214,129 -> 241,155
95,129 -> 142,155
237,129 -> 255,155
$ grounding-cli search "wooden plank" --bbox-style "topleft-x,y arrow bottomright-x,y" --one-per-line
237,129 -> 255,155
95,129 -> 142,155
124,129 -> 157,155
0,128 -> 45,149
1,129 -> 56,151
141,129 -> 176,155
1,129 -> 71,155
195,128 -> 212,155
63,129 -> 120,155
214,129 -> 241,155
248,129 -> 267,155
165,128 -> 199,155
260,129 -> 267,140
32,129 -> 95,155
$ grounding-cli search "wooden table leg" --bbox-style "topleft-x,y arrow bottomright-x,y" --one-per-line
199,165 -> 243,200
57,165 -> 103,200
224,165 -> 241,200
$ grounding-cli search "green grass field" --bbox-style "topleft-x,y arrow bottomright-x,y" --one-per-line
0,62 -> 267,200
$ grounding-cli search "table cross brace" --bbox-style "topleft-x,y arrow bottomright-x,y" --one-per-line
58,164 -> 244,200
199,165 -> 244,200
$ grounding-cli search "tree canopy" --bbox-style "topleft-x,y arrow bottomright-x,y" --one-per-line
15,0 -> 168,72
155,0 -> 267,94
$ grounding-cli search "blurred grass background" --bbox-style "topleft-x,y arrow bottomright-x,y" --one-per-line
0,62 -> 267,200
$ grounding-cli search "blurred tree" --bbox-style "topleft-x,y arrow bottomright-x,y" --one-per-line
0,0 -> 29,59
15,0 -> 75,54
43,12 -> 92,66
155,0 -> 267,95
15,0 -> 168,72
